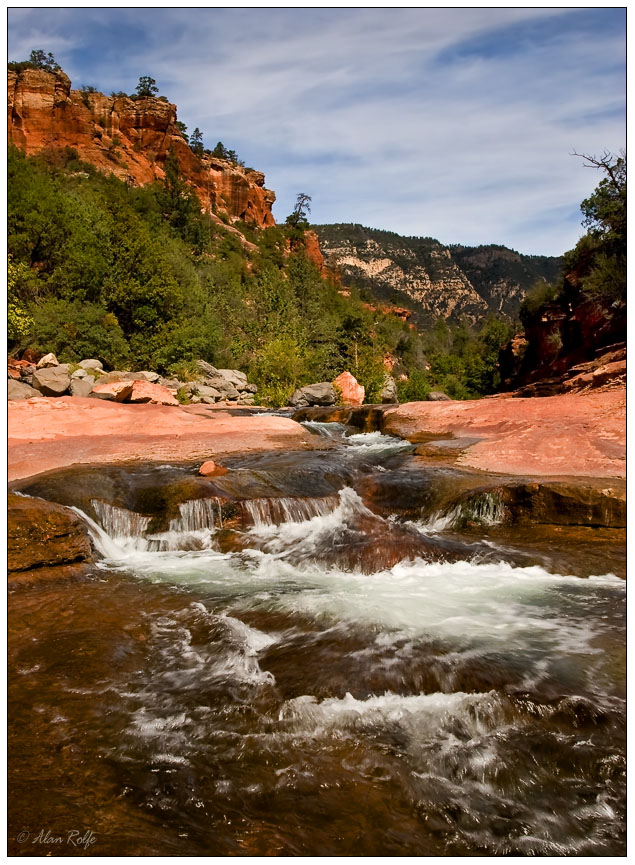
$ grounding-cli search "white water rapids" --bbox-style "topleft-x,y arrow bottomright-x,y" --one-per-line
54,427 -> 624,855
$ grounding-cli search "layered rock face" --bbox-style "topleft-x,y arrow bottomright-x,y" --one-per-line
315,225 -> 561,324
8,67 -> 275,227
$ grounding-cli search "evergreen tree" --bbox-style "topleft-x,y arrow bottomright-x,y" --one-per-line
135,76 -> 159,98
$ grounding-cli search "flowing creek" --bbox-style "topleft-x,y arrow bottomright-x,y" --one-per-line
8,422 -> 626,856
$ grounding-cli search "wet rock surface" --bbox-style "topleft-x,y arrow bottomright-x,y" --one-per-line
8,492 -> 93,577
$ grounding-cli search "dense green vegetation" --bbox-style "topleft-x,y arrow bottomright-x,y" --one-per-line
8,145 -> 518,404
519,151 -> 625,332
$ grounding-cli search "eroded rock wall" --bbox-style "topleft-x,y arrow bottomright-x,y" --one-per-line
8,67 -> 275,227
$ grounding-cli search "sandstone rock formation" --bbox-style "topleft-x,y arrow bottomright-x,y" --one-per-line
382,389 -> 625,479
8,67 -> 276,228
315,224 -> 561,324
8,492 -> 92,574
8,397 -> 319,482
333,371 -> 364,405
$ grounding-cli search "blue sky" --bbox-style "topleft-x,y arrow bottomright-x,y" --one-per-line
8,8 -> 625,256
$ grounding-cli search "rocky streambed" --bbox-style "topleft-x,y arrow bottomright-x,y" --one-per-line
8,408 -> 626,856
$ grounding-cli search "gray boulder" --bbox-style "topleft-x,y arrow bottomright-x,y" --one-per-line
203,377 -> 239,400
127,370 -> 160,383
158,377 -> 185,391
217,369 -> 248,390
78,358 -> 104,371
196,360 -> 221,378
36,352 -> 59,369
244,382 -> 258,394
379,375 -> 398,404
197,385 -> 222,400
70,375 -> 95,398
8,380 -> 40,400
71,368 -> 88,379
428,391 -> 452,401
288,382 -> 336,408
32,366 -> 71,396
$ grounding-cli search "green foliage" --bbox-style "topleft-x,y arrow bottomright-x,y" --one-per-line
189,128 -> 204,155
286,193 -> 312,230
251,336 -> 307,407
135,76 -> 159,98
8,258 -> 34,343
394,369 -> 424,402
30,299 -> 130,367
6,145 -> 443,399
9,50 -> 60,74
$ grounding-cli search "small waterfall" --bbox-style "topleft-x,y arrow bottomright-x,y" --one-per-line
420,492 -> 507,533
168,498 -> 224,533
89,498 -> 223,554
243,495 -> 340,529
91,501 -> 152,550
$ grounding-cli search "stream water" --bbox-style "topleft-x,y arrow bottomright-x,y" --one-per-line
8,423 -> 626,856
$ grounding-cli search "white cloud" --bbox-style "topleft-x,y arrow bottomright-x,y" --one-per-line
8,8 -> 625,255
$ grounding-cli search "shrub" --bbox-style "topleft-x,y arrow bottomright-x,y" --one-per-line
28,299 -> 130,367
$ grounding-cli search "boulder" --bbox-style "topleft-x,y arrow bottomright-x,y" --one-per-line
36,352 -> 59,369
70,375 -> 95,398
128,380 -> 179,406
78,358 -> 104,371
8,493 -> 93,573
288,382 -> 336,408
379,374 -> 398,404
71,368 -> 88,379
197,360 -> 221,378
90,381 -> 134,402
198,460 -> 228,477
31,366 -> 71,396
8,380 -> 40,400
237,395 -> 256,405
217,369 -> 248,390
203,377 -> 240,400
158,377 -> 185,391
99,370 -> 133,383
197,384 -> 222,400
200,397 -> 217,405
244,382 -> 259,394
333,371 -> 365,405
127,370 -> 160,383
427,391 -> 452,401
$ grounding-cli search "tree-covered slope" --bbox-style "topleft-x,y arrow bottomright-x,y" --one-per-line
315,224 -> 561,323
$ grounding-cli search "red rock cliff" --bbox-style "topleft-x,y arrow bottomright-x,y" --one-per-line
8,67 -> 276,227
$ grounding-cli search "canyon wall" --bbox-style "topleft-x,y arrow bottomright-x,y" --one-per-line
8,67 -> 275,227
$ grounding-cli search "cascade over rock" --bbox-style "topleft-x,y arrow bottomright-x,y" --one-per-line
8,67 -> 276,227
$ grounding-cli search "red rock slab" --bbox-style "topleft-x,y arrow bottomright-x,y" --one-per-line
129,380 -> 179,406
8,397 -> 320,482
91,381 -> 134,402
382,388 -> 625,479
